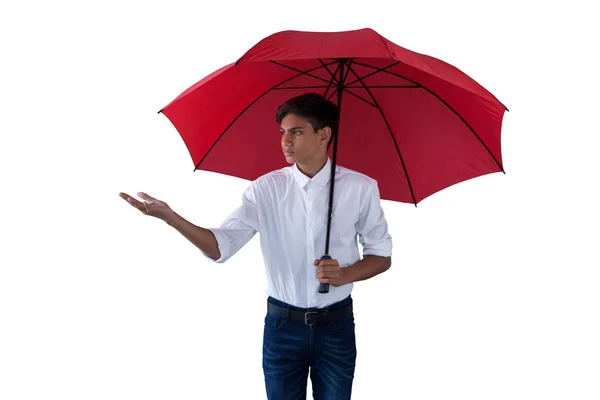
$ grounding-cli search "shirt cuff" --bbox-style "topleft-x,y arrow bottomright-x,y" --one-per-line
200,228 -> 230,263
362,241 -> 393,258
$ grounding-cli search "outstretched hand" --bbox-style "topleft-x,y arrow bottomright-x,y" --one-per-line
119,192 -> 174,221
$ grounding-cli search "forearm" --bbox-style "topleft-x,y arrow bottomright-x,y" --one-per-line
342,255 -> 391,284
164,211 -> 221,260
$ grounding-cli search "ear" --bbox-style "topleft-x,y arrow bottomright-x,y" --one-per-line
319,127 -> 332,146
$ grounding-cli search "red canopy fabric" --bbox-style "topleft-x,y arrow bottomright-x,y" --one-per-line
160,28 -> 507,204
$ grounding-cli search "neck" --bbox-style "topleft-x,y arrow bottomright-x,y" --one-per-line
297,155 -> 328,178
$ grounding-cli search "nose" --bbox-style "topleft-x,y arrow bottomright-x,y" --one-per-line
282,132 -> 294,144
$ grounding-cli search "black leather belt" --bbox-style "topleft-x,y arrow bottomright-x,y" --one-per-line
267,302 -> 353,326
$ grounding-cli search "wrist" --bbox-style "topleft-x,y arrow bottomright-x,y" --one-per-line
340,266 -> 353,285
163,210 -> 178,226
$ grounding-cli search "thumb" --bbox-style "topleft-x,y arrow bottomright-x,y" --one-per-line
314,259 -> 320,266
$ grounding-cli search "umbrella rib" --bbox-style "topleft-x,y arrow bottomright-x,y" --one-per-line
347,63 -> 418,206
318,59 -> 340,85
325,59 -> 354,101
194,61 -> 338,171
273,85 -> 332,90
346,85 -> 419,89
344,61 -> 401,87
323,61 -> 342,99
326,88 -> 338,102
342,59 -> 354,86
352,61 -> 505,173
342,88 -> 378,108
270,61 -> 332,85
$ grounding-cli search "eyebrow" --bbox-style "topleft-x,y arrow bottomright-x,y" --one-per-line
280,126 -> 304,131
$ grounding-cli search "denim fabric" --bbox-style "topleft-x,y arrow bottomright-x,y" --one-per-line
263,295 -> 357,400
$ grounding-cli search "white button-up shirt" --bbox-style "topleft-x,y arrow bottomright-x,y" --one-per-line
205,158 -> 392,308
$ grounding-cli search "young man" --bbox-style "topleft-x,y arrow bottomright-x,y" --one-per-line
119,93 -> 393,400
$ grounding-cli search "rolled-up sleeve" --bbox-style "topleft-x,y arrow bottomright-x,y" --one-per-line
201,181 -> 259,263
356,180 -> 392,258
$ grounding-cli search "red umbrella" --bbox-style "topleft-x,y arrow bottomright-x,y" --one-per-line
158,27 -> 508,292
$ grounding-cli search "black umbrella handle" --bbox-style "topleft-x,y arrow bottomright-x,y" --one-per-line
318,254 -> 332,293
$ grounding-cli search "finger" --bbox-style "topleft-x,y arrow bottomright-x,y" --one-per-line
319,271 -> 340,280
316,269 -> 339,279
119,192 -> 134,202
316,261 -> 334,268
137,192 -> 156,202
119,193 -> 149,213
318,260 -> 339,267
119,192 -> 142,207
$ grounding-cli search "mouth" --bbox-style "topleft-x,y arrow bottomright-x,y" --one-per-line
283,149 -> 295,156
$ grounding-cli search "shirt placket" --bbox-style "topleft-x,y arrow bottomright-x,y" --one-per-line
304,182 -> 315,308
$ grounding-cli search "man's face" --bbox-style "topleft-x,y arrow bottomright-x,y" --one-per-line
280,113 -> 329,165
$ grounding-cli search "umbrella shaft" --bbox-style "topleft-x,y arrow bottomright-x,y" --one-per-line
320,59 -> 346,295
324,59 -> 345,256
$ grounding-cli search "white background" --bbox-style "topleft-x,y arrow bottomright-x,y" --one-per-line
1,0 -> 599,399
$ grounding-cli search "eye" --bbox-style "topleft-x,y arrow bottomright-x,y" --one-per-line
280,130 -> 303,136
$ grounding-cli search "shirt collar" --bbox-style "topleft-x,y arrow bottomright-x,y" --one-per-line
292,158 -> 332,189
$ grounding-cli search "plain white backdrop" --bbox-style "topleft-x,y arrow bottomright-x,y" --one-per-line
1,0 -> 599,399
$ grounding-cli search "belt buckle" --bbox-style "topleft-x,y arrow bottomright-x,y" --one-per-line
304,311 -> 318,325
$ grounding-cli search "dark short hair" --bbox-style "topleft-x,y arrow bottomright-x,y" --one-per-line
275,93 -> 339,149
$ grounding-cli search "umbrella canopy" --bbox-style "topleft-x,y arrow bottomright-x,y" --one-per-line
159,27 -> 507,205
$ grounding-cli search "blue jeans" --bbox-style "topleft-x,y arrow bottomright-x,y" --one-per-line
263,295 -> 357,400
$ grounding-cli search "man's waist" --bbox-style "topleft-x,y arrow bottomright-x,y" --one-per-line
266,295 -> 353,326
